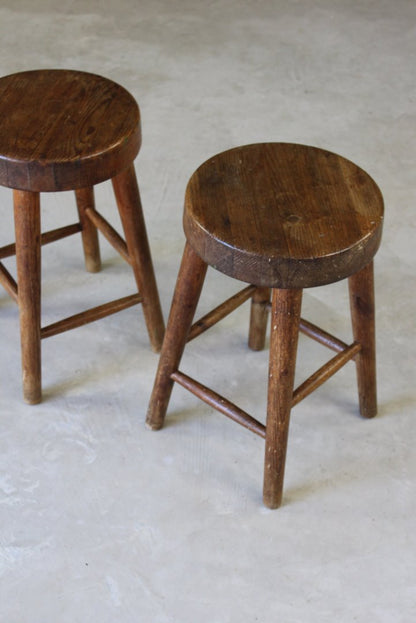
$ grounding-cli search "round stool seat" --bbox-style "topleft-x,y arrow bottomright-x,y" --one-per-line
0,69 -> 141,192
184,143 -> 384,288
0,68 -> 164,404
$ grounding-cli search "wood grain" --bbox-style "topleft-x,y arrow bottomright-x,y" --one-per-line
248,287 -> 270,351
147,142 -> 384,508
0,223 -> 82,259
184,143 -> 384,288
112,165 -> 165,352
263,288 -> 302,508
171,370 -> 266,438
0,69 -> 163,401
349,261 -> 377,418
0,69 -> 141,191
14,190 -> 42,404
146,242 -> 207,430
75,187 -> 102,272
187,284 -> 256,342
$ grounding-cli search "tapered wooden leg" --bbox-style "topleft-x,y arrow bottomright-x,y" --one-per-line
248,287 -> 270,351
14,190 -> 42,404
263,288 -> 302,509
348,261 -> 377,418
112,165 -> 165,352
75,186 -> 101,273
146,242 -> 208,430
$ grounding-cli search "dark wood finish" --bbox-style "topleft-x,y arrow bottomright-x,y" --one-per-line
349,261 -> 377,418
0,70 -> 141,192
14,190 -> 42,404
292,341 -> 361,407
258,305 -> 352,354
0,69 -> 164,401
75,187 -> 102,273
0,263 -> 18,302
299,317 -> 349,353
0,223 -> 82,260
263,288 -> 302,508
112,165 -> 165,352
248,287 -> 270,351
187,285 -> 256,342
184,143 -> 383,288
264,309 -> 355,355
84,206 -> 130,264
41,293 -> 142,339
171,370 -> 266,438
146,242 -> 207,430
147,143 -> 384,508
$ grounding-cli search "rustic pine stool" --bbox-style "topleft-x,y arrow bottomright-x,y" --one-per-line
0,69 -> 164,404
146,143 -> 384,508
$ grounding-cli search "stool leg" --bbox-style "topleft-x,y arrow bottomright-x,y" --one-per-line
112,165 -> 165,352
248,287 -> 270,351
263,288 -> 302,509
146,242 -> 207,430
348,261 -> 377,418
13,190 -> 42,404
75,187 -> 101,273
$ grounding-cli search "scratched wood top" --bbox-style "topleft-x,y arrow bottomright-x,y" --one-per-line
0,69 -> 141,191
184,143 -> 384,288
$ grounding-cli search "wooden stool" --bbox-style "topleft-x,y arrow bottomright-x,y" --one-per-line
146,143 -> 384,508
0,69 -> 164,404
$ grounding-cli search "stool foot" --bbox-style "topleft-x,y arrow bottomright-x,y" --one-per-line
146,242 -> 207,430
263,288 -> 302,509
248,287 -> 271,351
349,261 -> 377,418
112,165 -> 165,352
14,190 -> 42,404
75,187 -> 102,273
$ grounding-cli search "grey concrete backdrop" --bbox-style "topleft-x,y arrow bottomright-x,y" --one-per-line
0,1 -> 414,622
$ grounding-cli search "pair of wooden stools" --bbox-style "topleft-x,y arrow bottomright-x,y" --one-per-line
0,69 -> 384,508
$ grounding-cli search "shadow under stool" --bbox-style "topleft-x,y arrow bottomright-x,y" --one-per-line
0,69 -> 164,404
146,142 -> 384,509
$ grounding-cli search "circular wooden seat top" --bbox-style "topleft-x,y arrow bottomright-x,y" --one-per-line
0,69 -> 141,192
184,143 -> 384,289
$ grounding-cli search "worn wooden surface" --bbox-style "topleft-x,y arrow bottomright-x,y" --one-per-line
112,165 -> 165,352
187,284 -> 256,342
13,190 -> 42,404
148,142 -> 384,508
0,69 -> 163,401
146,242 -> 207,430
349,261 -> 377,418
75,187 -> 102,273
0,69 -> 141,192
248,287 -> 271,351
263,288 -> 302,508
184,143 -> 384,288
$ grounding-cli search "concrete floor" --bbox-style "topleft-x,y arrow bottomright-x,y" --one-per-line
0,1 -> 415,621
